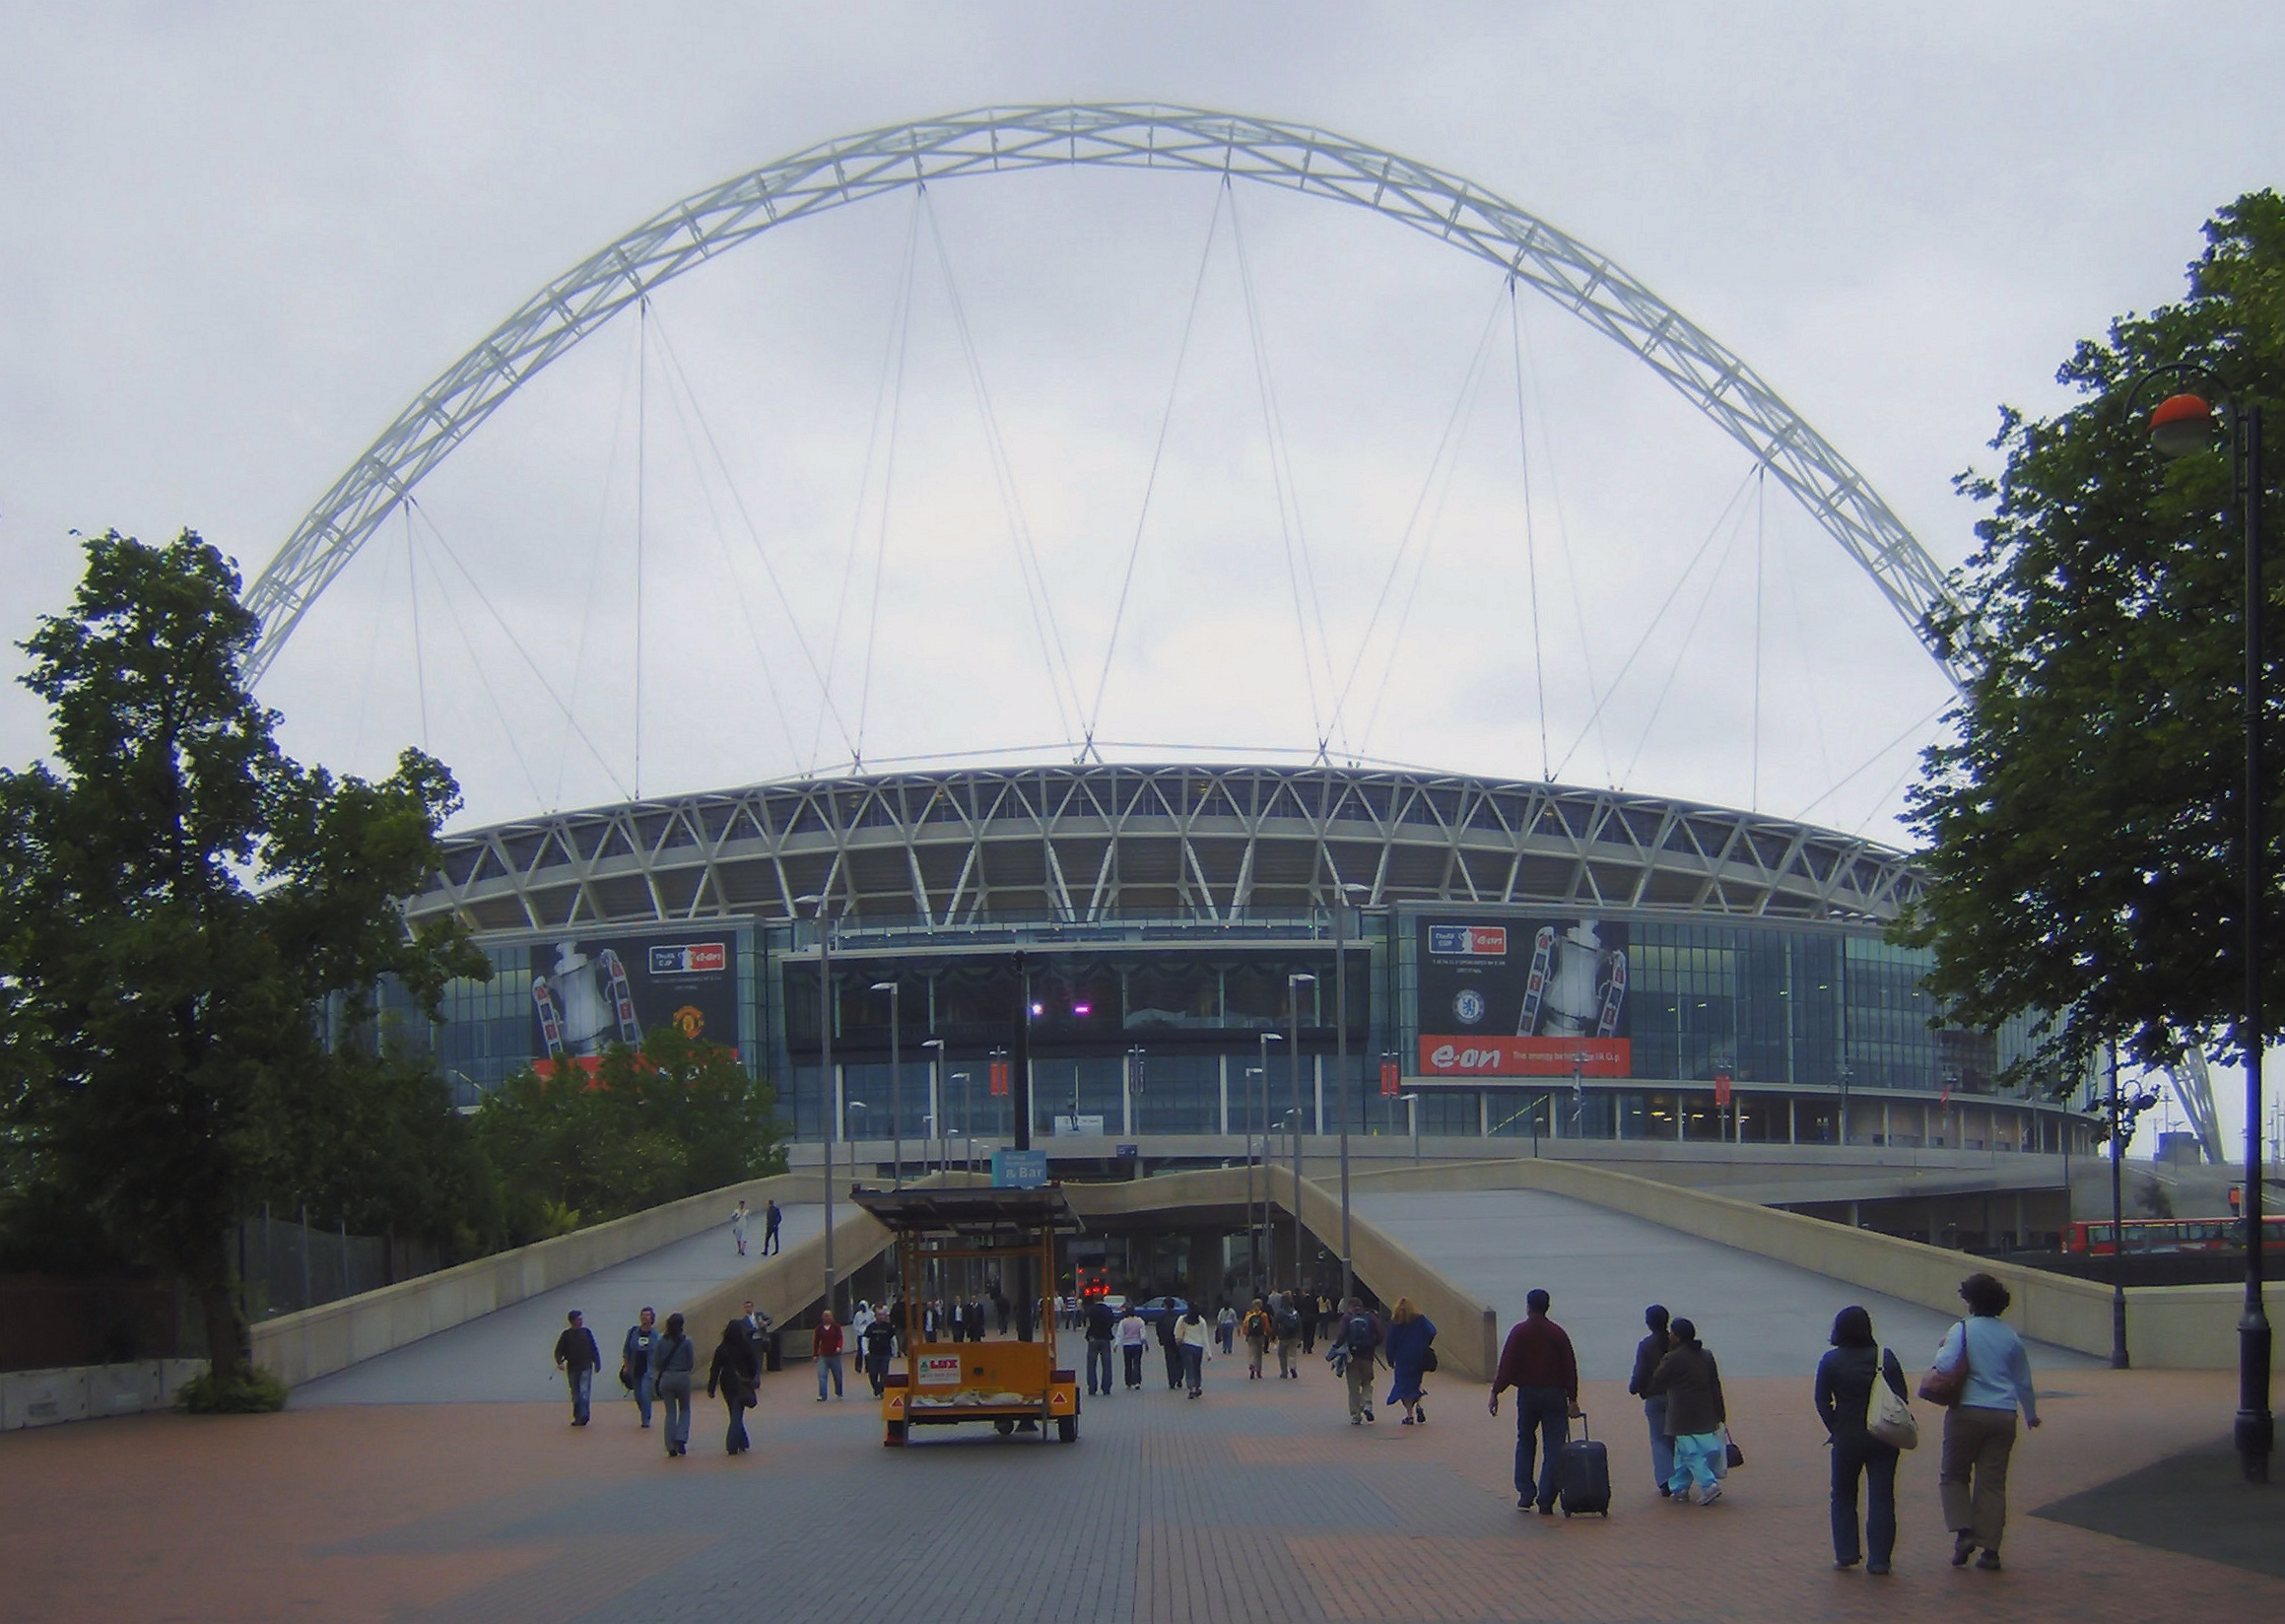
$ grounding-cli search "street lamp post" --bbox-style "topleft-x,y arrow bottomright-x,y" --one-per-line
2144,374 -> 2271,1481
1838,1062 -> 1853,1148
871,981 -> 903,1188
796,893 -> 839,1320
1337,883 -> 1367,1312
1243,1064 -> 1261,1298
1255,1032 -> 1280,1295
2108,1040 -> 2129,1369
951,1071 -> 972,1176
1287,971 -> 1314,1295
1401,1092 -> 1421,1168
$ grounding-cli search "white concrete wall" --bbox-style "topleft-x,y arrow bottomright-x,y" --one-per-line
2,1359 -> 209,1430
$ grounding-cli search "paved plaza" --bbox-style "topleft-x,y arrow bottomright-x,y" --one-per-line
4,1339 -> 2276,1623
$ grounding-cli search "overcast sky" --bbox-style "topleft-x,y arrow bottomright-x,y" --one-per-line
6,2 -> 2282,1149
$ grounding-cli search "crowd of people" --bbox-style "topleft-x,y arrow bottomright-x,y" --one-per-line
550,1265 -> 2042,1575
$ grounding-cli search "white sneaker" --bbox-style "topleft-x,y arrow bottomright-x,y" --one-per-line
1699,1484 -> 1723,1507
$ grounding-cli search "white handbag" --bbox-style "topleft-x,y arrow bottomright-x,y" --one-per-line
1867,1348 -> 1919,1450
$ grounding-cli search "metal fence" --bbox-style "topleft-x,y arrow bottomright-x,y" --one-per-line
235,1209 -> 437,1320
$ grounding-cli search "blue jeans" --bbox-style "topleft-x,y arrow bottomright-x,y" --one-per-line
660,1383 -> 691,1452
1180,1343 -> 1204,1394
1669,1430 -> 1723,1495
816,1353 -> 844,1399
1513,1387 -> 1570,1508
1643,1394 -> 1674,1489
1831,1430 -> 1899,1564
566,1367 -> 593,1424
634,1369 -> 654,1427
1087,1340 -> 1113,1393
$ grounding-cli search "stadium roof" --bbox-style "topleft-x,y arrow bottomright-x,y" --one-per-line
408,763 -> 1921,936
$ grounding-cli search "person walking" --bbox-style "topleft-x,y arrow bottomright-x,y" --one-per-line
1489,1288 -> 1580,1514
1647,1317 -> 1727,1506
554,1309 -> 601,1427
1084,1295 -> 1117,1396
862,1307 -> 897,1396
1382,1297 -> 1438,1425
706,1319 -> 760,1455
730,1198 -> 751,1257
1301,1291 -> 1320,1356
1241,1298 -> 1271,1380
620,1307 -> 659,1430
762,1198 -> 782,1254
1175,1302 -> 1212,1398
813,1310 -> 846,1401
1116,1306 -> 1150,1390
1627,1304 -> 1675,1496
653,1312 -> 697,1456
1816,1306 -> 1911,1574
1933,1272 -> 2042,1572
1216,1301 -> 1238,1355
1274,1295 -> 1303,1381
1157,1301 -> 1184,1390
1329,1297 -> 1382,1423
739,1299 -> 773,1373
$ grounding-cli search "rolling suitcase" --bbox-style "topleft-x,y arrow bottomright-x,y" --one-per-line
1558,1413 -> 1612,1518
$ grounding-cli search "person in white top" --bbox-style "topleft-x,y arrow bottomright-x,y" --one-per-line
1933,1272 -> 2042,1572
1175,1304 -> 1214,1398
1115,1308 -> 1152,1391
851,1301 -> 874,1344
729,1198 -> 750,1256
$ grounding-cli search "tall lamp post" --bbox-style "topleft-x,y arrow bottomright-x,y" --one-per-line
1255,1032 -> 1280,1295
951,1071 -> 972,1176
1401,1091 -> 1422,1168
871,981 -> 903,1188
1337,883 -> 1368,1311
796,893 -> 840,1320
1287,971 -> 1315,1294
2143,373 -> 2271,1481
1243,1064 -> 1263,1298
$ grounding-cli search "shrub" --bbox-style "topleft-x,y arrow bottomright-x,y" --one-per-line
175,1365 -> 290,1414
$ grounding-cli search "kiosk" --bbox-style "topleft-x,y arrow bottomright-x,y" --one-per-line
852,1184 -> 1084,1447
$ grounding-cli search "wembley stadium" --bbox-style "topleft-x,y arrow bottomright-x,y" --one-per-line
392,760 -> 2089,1165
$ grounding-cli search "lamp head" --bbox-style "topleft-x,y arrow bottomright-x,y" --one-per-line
870,981 -> 896,993
1290,972 -> 1316,985
2150,391 -> 2217,460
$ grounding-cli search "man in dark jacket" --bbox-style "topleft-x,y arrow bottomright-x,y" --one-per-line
861,1311 -> 898,1396
1328,1298 -> 1382,1423
762,1198 -> 782,1254
1647,1317 -> 1728,1505
1489,1288 -> 1580,1514
1156,1302 -> 1184,1389
554,1309 -> 602,1426
1083,1297 -> 1117,1395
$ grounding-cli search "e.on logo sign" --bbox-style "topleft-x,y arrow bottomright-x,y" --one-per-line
1427,1043 -> 1506,1072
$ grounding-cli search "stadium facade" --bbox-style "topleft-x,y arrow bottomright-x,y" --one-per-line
397,762 -> 2090,1160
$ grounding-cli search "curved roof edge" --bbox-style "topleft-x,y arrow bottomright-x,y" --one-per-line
413,762 -> 1921,935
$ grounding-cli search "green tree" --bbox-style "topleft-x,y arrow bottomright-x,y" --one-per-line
0,530 -> 488,1380
473,1023 -> 785,1243
1900,191 -> 2285,1086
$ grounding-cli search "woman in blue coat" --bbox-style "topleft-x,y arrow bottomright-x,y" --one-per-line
1382,1297 -> 1438,1425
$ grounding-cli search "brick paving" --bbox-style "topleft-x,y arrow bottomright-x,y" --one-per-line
3,1353 -> 2278,1623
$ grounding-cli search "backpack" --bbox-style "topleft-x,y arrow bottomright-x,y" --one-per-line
1346,1312 -> 1378,1352
1275,1309 -> 1301,1339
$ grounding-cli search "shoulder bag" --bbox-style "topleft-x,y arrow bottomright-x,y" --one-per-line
1722,1426 -> 1745,1470
1917,1320 -> 1970,1407
1868,1348 -> 1919,1449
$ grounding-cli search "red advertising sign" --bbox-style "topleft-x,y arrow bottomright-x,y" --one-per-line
1379,1058 -> 1401,1097
989,1058 -> 1010,1098
1415,1035 -> 1631,1078
1714,1071 -> 1731,1107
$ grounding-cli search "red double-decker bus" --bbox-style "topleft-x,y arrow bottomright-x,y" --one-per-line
2063,1216 -> 2285,1255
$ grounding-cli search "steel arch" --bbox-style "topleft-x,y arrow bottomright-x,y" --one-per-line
243,102 -> 1966,685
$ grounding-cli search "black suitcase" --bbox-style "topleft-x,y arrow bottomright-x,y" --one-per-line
1558,1414 -> 1612,1517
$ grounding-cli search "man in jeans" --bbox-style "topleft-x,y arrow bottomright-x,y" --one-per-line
1489,1288 -> 1580,1515
554,1309 -> 602,1427
1083,1295 -> 1117,1396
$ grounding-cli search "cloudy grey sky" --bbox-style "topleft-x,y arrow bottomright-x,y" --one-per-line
4,1 -> 2281,858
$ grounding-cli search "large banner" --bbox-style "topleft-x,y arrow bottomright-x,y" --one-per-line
530,932 -> 739,1063
1415,917 -> 1632,1079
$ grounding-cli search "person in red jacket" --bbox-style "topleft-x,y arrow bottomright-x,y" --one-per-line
1488,1288 -> 1581,1516
814,1311 -> 846,1401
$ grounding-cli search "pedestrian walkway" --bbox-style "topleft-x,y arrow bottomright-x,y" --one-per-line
292,1203 -> 822,1405
1356,1187 -> 2103,1376
0,1345 -> 2269,1622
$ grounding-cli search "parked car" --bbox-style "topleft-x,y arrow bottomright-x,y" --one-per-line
1134,1295 -> 1189,1324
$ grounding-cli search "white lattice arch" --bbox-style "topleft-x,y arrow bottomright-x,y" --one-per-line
243,102 -> 1965,685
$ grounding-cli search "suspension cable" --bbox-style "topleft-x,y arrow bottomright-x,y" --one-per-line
403,503 -> 429,755
1791,697 -> 1949,824
1510,280 -> 1551,780
636,296 -> 646,799
411,518 -> 546,809
853,204 -> 921,771
557,314 -> 640,804
1752,465 -> 1767,809
1619,482 -> 1757,786
1085,182 -> 1228,753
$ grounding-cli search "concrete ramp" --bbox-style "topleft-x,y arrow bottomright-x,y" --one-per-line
292,1205 -> 822,1404
1356,1187 -> 2102,1380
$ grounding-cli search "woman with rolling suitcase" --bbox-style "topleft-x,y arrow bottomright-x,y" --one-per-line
1814,1306 -> 1913,1573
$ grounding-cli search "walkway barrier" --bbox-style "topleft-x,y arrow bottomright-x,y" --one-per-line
252,1173 -> 821,1387
2,1359 -> 210,1431
1347,1158 -> 2285,1370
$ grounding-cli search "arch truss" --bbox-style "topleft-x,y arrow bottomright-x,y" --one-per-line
244,102 -> 1967,687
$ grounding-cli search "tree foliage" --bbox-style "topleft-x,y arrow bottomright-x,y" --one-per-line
0,531 -> 489,1374
1901,192 -> 2285,1087
473,1022 -> 786,1246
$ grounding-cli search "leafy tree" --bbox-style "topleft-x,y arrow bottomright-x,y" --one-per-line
473,1023 -> 785,1244
1900,192 -> 2285,1087
0,530 -> 487,1381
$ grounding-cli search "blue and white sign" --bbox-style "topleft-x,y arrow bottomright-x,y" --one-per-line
992,1149 -> 1048,1188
